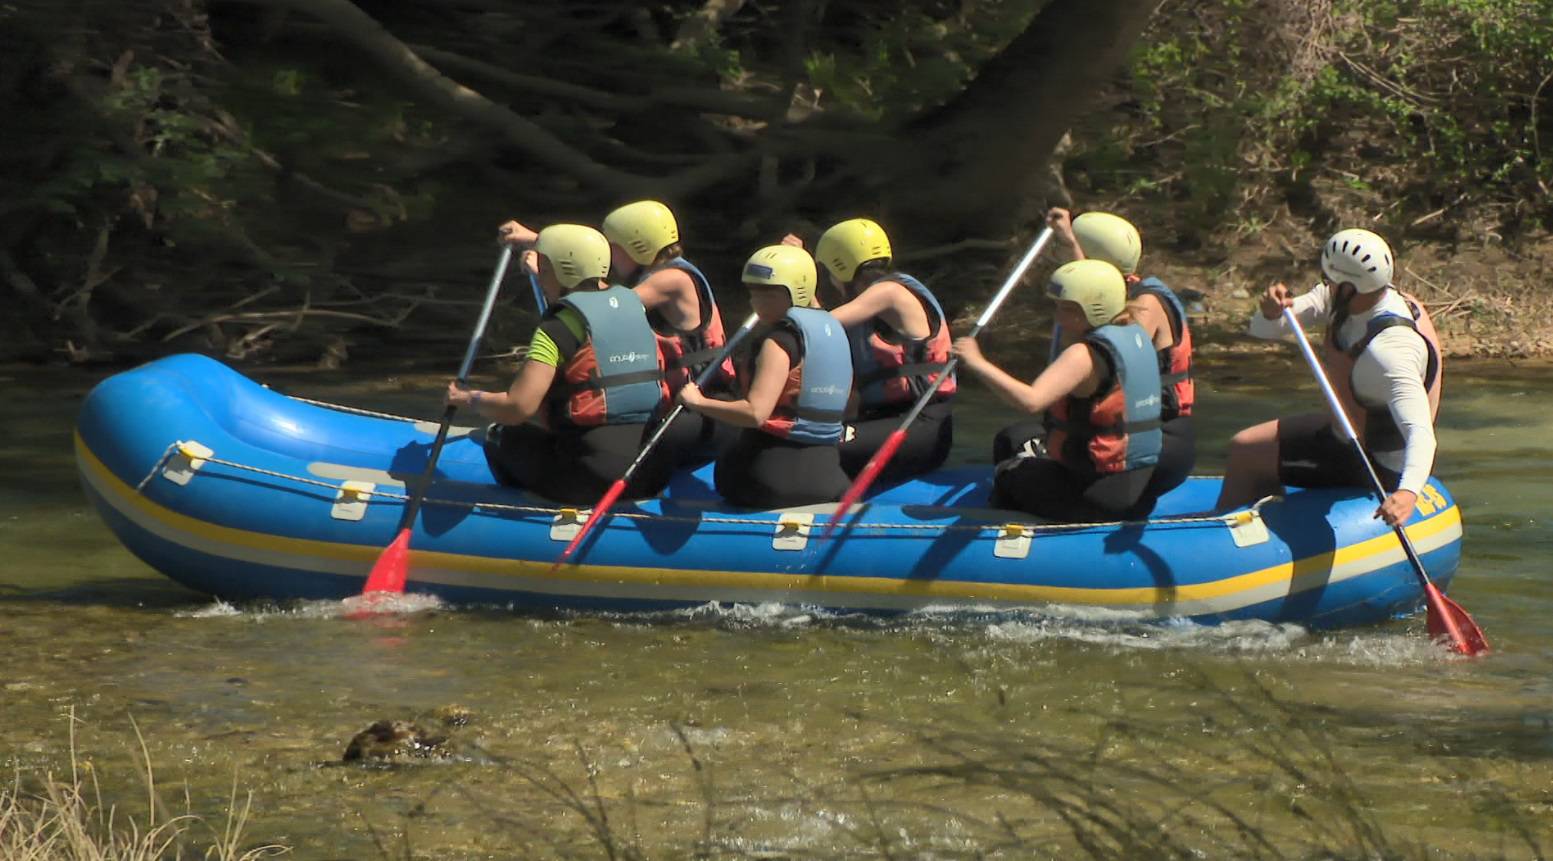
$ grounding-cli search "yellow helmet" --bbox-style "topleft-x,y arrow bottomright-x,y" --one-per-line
601,200 -> 680,266
535,224 -> 611,289
1048,259 -> 1127,328
742,245 -> 817,308
1072,212 -> 1142,275
814,218 -> 892,283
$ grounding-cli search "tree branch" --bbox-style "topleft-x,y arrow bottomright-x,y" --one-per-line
223,0 -> 758,198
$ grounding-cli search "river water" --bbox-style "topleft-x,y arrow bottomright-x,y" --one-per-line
2,357 -> 1550,859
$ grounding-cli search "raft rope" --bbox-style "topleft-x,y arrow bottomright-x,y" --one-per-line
133,441 -> 1274,535
282,394 -> 425,424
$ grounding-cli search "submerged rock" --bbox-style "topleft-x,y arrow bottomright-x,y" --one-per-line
342,720 -> 450,762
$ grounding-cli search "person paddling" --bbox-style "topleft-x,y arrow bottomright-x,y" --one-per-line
602,200 -> 737,464
954,259 -> 1164,522
1217,229 -> 1441,525
678,245 -> 854,508
448,224 -> 674,503
788,218 -> 955,484
995,209 -> 1196,503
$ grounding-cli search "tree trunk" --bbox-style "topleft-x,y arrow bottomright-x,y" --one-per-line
887,0 -> 1155,238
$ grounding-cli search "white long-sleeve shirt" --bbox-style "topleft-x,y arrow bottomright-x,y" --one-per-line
1247,283 -> 1436,494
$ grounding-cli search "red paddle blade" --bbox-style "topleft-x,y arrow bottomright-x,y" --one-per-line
552,480 -> 627,571
362,528 -> 411,595
1423,584 -> 1489,656
822,429 -> 906,539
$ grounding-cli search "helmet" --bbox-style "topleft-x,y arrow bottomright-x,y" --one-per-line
536,224 -> 611,289
742,245 -> 817,308
1048,259 -> 1127,328
1321,228 -> 1393,294
1071,212 -> 1142,275
814,218 -> 892,283
601,200 -> 679,266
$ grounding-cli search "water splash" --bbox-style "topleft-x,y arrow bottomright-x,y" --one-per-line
177,593 -> 447,620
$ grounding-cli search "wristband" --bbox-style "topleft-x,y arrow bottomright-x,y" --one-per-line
470,391 -> 483,407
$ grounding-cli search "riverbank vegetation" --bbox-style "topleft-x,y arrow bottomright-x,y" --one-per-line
0,714 -> 285,859
3,0 -> 1549,364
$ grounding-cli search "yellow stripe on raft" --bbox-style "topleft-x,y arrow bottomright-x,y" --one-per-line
77,433 -> 1460,606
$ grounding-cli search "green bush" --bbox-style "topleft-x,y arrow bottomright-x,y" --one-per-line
1073,0 -> 1553,234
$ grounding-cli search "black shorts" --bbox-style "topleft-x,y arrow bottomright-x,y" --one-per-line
840,401 -> 954,483
483,421 -> 673,504
1276,413 -> 1399,492
714,429 -> 850,509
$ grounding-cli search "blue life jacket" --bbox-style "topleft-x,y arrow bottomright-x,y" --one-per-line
1046,323 -> 1162,473
761,307 -> 852,445
1128,275 -> 1195,419
846,272 -> 957,414
553,285 -> 666,426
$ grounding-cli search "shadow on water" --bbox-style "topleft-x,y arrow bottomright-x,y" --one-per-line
0,576 -> 203,608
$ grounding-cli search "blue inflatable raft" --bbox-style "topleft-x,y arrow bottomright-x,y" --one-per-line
74,354 -> 1465,629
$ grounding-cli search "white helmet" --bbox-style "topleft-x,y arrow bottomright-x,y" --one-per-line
1321,228 -> 1393,294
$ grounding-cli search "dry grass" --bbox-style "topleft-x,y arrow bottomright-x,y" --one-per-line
0,709 -> 288,860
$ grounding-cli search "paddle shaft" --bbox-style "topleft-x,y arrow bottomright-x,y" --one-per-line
1281,307 -> 1473,643
823,227 -> 1056,536
528,268 -> 548,315
623,313 -> 759,482
866,229 -> 1061,437
395,247 -> 514,532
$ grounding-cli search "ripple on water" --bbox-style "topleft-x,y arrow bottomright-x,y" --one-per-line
176,593 -> 448,620
171,595 -> 1464,669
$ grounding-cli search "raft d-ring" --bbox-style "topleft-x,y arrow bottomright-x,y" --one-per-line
550,507 -> 586,541
331,481 -> 375,521
1226,508 -> 1270,547
162,440 -> 214,486
772,512 -> 814,551
994,523 -> 1032,560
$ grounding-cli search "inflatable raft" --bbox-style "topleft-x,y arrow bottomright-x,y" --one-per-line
74,354 -> 1465,629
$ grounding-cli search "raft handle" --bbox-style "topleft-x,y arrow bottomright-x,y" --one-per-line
550,508 -> 586,542
994,523 -> 1032,559
773,513 -> 814,551
331,480 -> 375,521
162,440 -> 214,486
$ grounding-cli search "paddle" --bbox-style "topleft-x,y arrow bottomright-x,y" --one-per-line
551,312 -> 760,570
360,246 -> 516,597
1281,307 -> 1487,655
821,227 -> 1056,538
527,264 -> 549,315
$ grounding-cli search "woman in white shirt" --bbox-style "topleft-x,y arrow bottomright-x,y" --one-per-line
1216,229 -> 1442,526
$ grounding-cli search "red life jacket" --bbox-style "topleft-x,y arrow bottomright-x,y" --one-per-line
1127,275 -> 1195,419
1322,290 -> 1442,452
1045,324 -> 1164,476
847,272 -> 956,414
640,258 -> 734,394
546,286 -> 669,429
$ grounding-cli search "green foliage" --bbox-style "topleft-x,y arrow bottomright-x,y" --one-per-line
712,0 -> 1042,121
1074,0 -> 1553,234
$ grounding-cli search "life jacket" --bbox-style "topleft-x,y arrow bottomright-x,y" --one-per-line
1323,291 -> 1442,453
1127,275 -> 1195,420
846,272 -> 957,413
1044,324 -> 1163,475
756,307 -> 853,445
547,285 -> 669,428
637,257 -> 734,394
